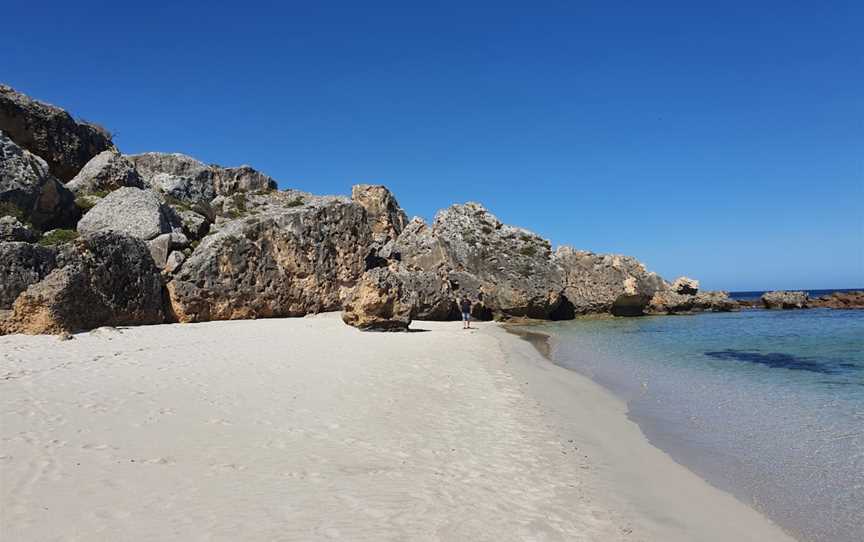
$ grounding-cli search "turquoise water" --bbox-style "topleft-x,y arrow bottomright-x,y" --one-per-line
532,309 -> 864,542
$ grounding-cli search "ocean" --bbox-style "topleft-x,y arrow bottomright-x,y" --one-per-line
529,305 -> 864,542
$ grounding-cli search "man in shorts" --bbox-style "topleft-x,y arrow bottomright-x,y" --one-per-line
460,297 -> 472,329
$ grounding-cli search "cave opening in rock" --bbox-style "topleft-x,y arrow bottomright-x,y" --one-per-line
549,295 -> 575,321
610,294 -> 647,317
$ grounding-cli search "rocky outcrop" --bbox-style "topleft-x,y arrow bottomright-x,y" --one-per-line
342,267 -> 415,331
0,242 -> 57,309
147,232 -> 189,268
0,232 -> 165,334
394,203 -> 563,319
671,276 -> 700,295
1,131 -> 79,230
77,187 -> 177,240
166,196 -> 373,322
761,291 -> 809,310
806,291 -> 864,309
0,85 -> 113,181
647,289 -> 737,314
0,216 -> 38,242
351,184 -> 407,243
66,150 -> 143,195
128,153 -> 277,204
554,247 -> 666,316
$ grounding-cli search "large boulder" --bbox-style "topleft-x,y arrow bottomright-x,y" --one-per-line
647,289 -> 737,314
0,242 -> 57,309
0,85 -> 113,181
342,267 -> 415,331
66,150 -> 144,195
77,187 -> 176,240
351,184 -> 407,243
0,216 -> 37,242
211,165 -> 277,196
394,203 -> 563,319
0,232 -> 166,334
762,291 -> 809,310
166,196 -> 373,322
1,131 -> 79,230
554,247 -> 667,316
671,276 -> 700,295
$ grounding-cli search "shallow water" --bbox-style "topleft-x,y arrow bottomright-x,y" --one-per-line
532,309 -> 864,542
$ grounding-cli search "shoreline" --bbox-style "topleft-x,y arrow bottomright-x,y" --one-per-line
1,314 -> 794,541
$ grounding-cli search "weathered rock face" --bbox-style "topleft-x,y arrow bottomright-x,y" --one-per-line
554,247 -> 667,316
77,187 -> 176,240
66,150 -> 143,195
647,289 -> 737,314
1,131 -> 79,230
394,203 -> 563,319
808,291 -> 864,309
0,242 -> 57,309
342,267 -> 415,331
0,85 -> 114,181
175,208 -> 210,240
762,291 -> 809,310
0,216 -> 38,242
147,232 -> 189,268
211,165 -> 277,196
351,184 -> 407,243
671,276 -> 700,295
167,197 -> 373,322
0,232 -> 165,334
128,153 -> 277,204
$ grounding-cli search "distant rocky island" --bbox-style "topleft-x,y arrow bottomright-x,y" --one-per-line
1,84 -> 860,334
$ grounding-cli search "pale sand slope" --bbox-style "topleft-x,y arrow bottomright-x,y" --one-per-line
0,313 -> 794,542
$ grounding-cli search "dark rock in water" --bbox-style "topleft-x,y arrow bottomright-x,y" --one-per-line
554,247 -> 666,316
0,216 -> 38,242
704,349 -> 855,375
342,266 -> 414,331
77,187 -> 178,240
762,291 -> 809,310
167,195 -> 373,322
0,85 -> 114,181
66,150 -> 144,196
807,291 -> 864,309
0,242 -> 57,309
0,232 -> 166,334
1,131 -> 80,230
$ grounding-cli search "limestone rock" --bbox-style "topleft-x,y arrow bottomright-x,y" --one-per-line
167,197 -> 373,322
175,208 -> 210,239
77,187 -> 176,240
342,267 -> 415,331
671,276 -> 700,295
647,289 -> 737,314
66,150 -> 143,195
0,85 -> 114,181
761,291 -> 809,310
0,232 -> 165,334
211,165 -> 277,196
164,251 -> 186,274
808,291 -> 864,309
554,247 -> 667,316
1,131 -> 79,229
351,184 -> 408,243
147,232 -> 189,268
0,242 -> 57,309
0,216 -> 38,242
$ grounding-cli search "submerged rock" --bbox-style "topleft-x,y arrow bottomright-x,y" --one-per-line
1,131 -> 79,230
0,232 -> 166,334
761,291 -> 809,310
342,266 -> 415,331
0,84 -> 114,181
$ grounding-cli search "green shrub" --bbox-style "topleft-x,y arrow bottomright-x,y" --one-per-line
38,229 -> 79,246
0,202 -> 26,221
286,196 -> 304,208
519,245 -> 538,257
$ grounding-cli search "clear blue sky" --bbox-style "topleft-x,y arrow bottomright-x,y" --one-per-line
5,1 -> 862,291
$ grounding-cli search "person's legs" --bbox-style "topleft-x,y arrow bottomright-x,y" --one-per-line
462,311 -> 469,329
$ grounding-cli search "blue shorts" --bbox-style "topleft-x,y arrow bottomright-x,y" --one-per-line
462,311 -> 471,321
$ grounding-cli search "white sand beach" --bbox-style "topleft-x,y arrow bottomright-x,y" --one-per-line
0,314 -> 794,541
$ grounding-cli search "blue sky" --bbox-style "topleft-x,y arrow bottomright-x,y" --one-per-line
5,1 -> 862,290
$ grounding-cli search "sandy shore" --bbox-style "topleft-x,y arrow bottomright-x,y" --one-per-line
0,313 -> 794,541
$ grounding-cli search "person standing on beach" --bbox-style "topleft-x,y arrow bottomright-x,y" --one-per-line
460,297 -> 472,329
